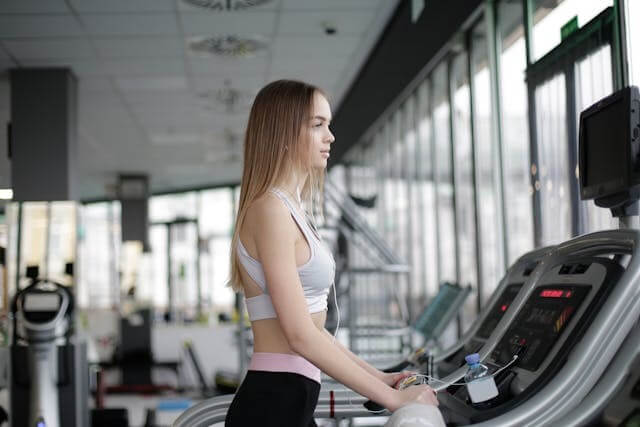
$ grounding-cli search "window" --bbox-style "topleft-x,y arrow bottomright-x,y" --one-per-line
149,192 -> 197,223
433,63 -> 457,284
535,73 -> 571,245
531,0 -> 613,61
498,0 -> 534,262
79,202 -> 120,308
200,189 -> 235,310
626,0 -> 640,85
472,18 -> 505,301
416,80 -> 439,298
451,50 -> 478,316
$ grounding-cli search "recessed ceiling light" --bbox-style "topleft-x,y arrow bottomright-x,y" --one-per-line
182,0 -> 273,12
0,189 -> 13,200
188,35 -> 268,58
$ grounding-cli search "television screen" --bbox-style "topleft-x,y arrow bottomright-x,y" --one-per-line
583,98 -> 626,190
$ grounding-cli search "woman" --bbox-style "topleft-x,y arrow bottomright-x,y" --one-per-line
225,80 -> 438,426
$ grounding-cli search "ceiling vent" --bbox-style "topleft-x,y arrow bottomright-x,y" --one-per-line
188,35 -> 268,57
182,0 -> 273,12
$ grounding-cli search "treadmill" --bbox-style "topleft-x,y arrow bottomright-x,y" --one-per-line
433,85 -> 640,426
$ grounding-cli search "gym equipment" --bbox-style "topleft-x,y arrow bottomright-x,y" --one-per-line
10,279 -> 89,427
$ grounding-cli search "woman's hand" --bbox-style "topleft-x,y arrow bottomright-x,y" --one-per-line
388,384 -> 439,412
380,371 -> 416,388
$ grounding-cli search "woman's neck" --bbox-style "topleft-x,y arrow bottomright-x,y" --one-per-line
279,171 -> 307,201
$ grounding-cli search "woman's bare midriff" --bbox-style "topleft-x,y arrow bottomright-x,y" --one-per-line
251,311 -> 326,354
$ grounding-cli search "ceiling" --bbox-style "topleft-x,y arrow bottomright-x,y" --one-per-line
0,0 -> 399,200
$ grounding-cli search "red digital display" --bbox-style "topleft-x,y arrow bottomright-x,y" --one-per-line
540,289 -> 572,298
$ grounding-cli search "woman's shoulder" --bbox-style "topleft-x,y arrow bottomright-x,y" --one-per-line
245,192 -> 293,231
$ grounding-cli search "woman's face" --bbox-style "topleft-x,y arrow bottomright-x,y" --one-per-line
305,92 -> 335,170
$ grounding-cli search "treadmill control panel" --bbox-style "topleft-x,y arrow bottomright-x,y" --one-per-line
476,284 -> 523,340
491,285 -> 590,371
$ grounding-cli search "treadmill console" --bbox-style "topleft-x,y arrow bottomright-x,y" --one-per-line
491,285 -> 590,371
439,257 -> 624,425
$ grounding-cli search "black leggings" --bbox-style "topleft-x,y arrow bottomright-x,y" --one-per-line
225,370 -> 320,426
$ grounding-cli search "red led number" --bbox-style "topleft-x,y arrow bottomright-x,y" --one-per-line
540,289 -> 565,298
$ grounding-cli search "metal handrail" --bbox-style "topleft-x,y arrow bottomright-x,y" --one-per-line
324,179 -> 405,266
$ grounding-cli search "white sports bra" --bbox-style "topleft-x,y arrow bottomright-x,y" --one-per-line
237,188 -> 336,321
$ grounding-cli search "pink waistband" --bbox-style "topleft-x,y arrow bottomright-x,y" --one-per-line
249,352 -> 321,384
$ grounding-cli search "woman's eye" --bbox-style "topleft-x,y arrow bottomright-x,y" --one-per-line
314,123 -> 323,128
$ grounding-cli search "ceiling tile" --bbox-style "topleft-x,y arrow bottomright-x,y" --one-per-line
3,38 -> 94,60
104,58 -> 186,76
79,93 -> 124,112
123,90 -> 196,108
180,11 -> 277,36
19,58 -> 106,76
277,10 -> 376,36
270,57 -> 346,76
192,74 -> 261,88
94,37 -> 184,58
281,0 -> 382,10
188,56 -> 268,76
78,76 -> 113,92
68,0 -> 174,13
272,35 -> 360,58
116,76 -> 189,92
81,14 -> 179,36
0,15 -> 85,38
0,0 -> 69,14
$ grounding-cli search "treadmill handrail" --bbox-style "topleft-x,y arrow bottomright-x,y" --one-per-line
551,323 -> 640,427
172,393 -> 373,426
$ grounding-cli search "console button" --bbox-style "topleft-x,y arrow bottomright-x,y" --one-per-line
559,264 -> 573,274
573,263 -> 590,274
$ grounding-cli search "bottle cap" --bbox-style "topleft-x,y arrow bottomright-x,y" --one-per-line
465,353 -> 480,365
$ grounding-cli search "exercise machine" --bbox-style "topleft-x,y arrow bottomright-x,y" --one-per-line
10,279 -> 89,427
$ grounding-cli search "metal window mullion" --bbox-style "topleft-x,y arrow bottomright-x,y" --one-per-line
565,63 -> 581,237
414,86 -> 429,298
467,28 -> 484,314
195,192 -> 202,318
447,58 -> 463,338
613,0 -> 627,89
429,77 -> 443,291
447,59 -> 461,287
487,0 -> 509,273
404,99 -> 416,321
108,202 -> 118,308
44,202 -> 51,278
167,223 -> 173,318
523,0 -> 543,248
15,202 -> 22,291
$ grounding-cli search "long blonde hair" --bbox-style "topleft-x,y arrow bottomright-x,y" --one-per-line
229,80 -> 326,292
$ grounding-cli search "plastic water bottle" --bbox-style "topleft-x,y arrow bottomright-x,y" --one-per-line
464,353 -> 498,403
